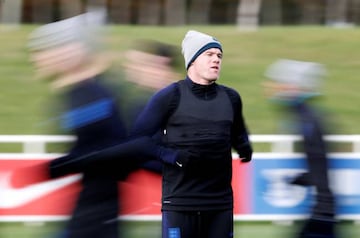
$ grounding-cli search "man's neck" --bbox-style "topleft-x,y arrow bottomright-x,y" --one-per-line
187,74 -> 215,86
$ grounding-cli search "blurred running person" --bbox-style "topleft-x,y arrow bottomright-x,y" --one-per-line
264,59 -> 338,238
25,11 -> 130,238
119,39 -> 181,173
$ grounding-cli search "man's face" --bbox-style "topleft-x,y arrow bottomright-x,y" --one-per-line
190,48 -> 222,84
30,42 -> 88,79
123,50 -> 177,90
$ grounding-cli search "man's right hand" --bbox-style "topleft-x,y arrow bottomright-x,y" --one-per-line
239,146 -> 253,163
175,152 -> 190,168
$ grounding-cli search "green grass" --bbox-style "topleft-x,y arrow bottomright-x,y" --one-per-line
0,221 -> 359,238
0,24 -> 359,136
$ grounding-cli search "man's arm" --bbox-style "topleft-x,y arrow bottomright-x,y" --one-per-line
225,87 -> 253,162
130,83 -> 178,137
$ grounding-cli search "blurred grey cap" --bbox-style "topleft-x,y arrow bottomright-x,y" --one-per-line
28,10 -> 106,52
181,30 -> 222,70
264,59 -> 326,91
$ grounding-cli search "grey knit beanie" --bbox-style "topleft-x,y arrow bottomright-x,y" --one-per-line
27,10 -> 106,52
264,59 -> 326,91
181,30 -> 222,70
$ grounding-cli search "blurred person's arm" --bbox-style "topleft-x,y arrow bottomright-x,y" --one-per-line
50,82 -> 182,177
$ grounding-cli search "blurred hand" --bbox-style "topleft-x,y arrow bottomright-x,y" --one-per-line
11,162 -> 50,188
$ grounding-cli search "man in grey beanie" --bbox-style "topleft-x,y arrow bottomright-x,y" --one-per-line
182,30 -> 223,70
129,30 -> 253,238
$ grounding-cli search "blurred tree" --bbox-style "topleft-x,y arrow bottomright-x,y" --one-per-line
260,0 -> 282,25
32,0 -> 54,23
108,0 -> 131,24
138,0 -> 161,24
86,0 -> 107,12
164,0 -> 186,25
236,0 -> 263,30
209,0 -> 238,24
325,0 -> 349,25
3,0 -> 360,27
349,0 -> 360,24
0,0 -> 23,24
188,0 -> 212,24
297,0 -> 325,24
58,0 -> 82,20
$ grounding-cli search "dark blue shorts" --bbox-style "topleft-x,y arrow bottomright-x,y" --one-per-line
162,209 -> 233,238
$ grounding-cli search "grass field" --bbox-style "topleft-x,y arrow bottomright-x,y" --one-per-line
1,220 -> 360,238
1,25 -> 360,138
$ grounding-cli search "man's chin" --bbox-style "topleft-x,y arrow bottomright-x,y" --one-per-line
208,77 -> 219,83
